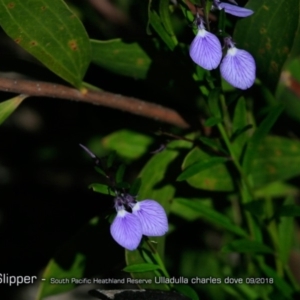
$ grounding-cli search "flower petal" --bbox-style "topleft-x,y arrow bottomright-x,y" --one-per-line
132,200 -> 168,236
110,209 -> 142,250
220,47 -> 256,90
189,29 -> 222,70
218,3 -> 253,17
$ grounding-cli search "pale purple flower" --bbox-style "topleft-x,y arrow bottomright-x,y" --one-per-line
189,17 -> 222,70
220,38 -> 256,90
214,1 -> 254,17
110,206 -> 143,251
132,200 -> 168,236
110,194 -> 168,250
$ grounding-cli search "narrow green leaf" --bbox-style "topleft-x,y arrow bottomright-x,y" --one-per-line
204,117 -> 222,127
148,9 -> 177,51
89,183 -> 110,195
90,39 -> 151,79
243,105 -> 284,174
0,0 -> 91,88
123,263 -> 160,273
255,182 -> 299,199
234,0 -> 300,91
129,177 -> 142,196
174,285 -> 199,300
36,217 -> 114,300
159,0 -> 178,45
198,137 -> 228,155
0,94 -> 27,126
116,164 -> 126,184
37,253 -> 85,300
174,198 -> 247,237
259,263 -> 293,298
171,198 -> 213,221
207,88 -> 221,118
106,151 -> 116,168
278,198 -> 295,264
177,157 -> 229,181
222,239 -> 273,254
94,166 -> 106,177
231,97 -> 250,158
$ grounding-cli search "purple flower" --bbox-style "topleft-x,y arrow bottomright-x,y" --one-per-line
214,1 -> 254,17
220,38 -> 256,90
110,194 -> 168,250
132,200 -> 168,236
110,206 -> 143,251
189,17 -> 222,70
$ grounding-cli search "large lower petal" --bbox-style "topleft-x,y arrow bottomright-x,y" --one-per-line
220,47 -> 256,90
110,209 -> 142,250
189,29 -> 222,70
132,200 -> 168,236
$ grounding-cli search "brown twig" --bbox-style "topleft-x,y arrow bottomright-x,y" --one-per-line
0,77 -> 190,129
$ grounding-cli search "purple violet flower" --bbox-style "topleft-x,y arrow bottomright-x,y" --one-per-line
214,1 -> 254,17
110,194 -> 168,250
132,200 -> 168,236
189,16 -> 222,70
220,37 -> 256,90
110,205 -> 143,251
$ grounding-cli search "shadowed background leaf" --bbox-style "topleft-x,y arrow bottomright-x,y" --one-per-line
0,0 -> 91,88
234,0 -> 300,91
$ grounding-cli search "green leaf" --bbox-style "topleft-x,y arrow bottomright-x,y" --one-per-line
198,137 -> 228,155
243,105 -> 284,174
36,217 -> 114,300
184,135 -> 300,191
106,151 -> 117,168
222,239 -> 273,254
182,146 -> 234,191
123,263 -> 160,273
148,9 -> 177,51
231,97 -> 250,158
125,138 -> 193,290
234,0 -> 300,90
37,253 -> 85,300
255,182 -> 299,199
89,183 -> 110,195
207,88 -> 221,118
204,117 -> 222,127
159,0 -> 178,45
0,0 -> 91,88
129,177 -> 142,196
171,198 -> 212,221
101,129 -> 153,162
174,285 -> 199,300
0,94 -> 27,126
177,157 -> 229,181
116,164 -> 126,184
90,39 -> 151,79
276,56 -> 300,121
259,262 -> 293,298
278,198 -> 295,264
174,198 -> 247,237
250,136 -> 300,189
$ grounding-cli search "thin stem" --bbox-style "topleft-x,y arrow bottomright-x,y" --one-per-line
0,77 -> 190,129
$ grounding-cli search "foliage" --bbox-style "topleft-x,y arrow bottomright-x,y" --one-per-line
1,0 -> 300,300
